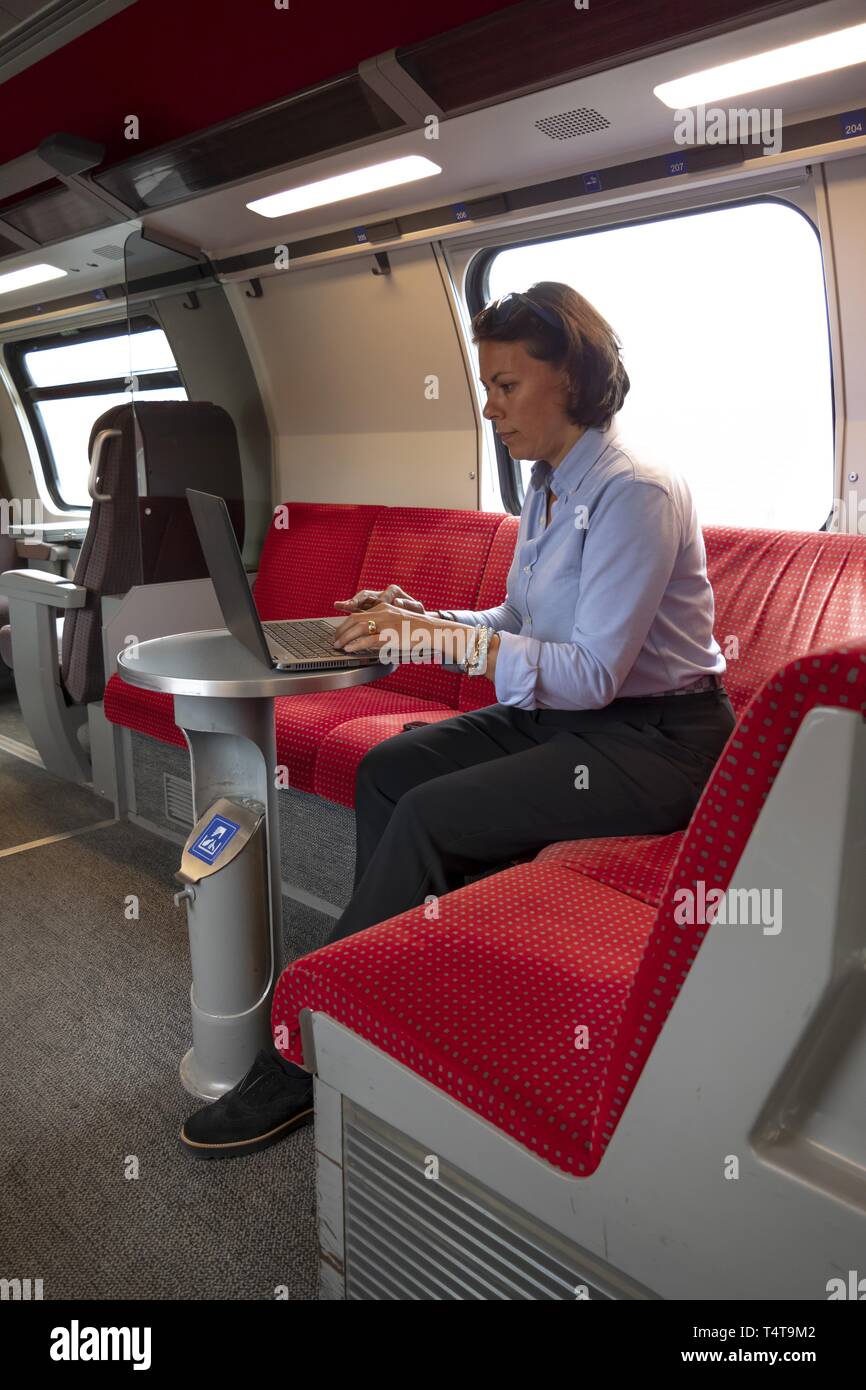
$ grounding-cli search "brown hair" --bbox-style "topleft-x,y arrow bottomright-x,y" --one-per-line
471,281 -> 630,430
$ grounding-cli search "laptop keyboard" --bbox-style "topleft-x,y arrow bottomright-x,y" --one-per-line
264,617 -> 356,660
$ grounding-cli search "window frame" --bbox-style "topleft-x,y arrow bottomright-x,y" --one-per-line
4,314 -> 184,512
465,194 -> 836,526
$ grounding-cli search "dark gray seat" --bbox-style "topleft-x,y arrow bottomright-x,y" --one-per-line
0,399 -> 244,778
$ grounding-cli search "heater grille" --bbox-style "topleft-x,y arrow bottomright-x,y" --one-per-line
164,772 -> 193,827
342,1103 -> 613,1300
535,107 -> 610,140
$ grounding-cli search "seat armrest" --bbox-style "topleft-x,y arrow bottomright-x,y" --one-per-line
0,568 -> 86,609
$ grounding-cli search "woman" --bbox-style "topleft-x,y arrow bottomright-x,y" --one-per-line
180,281 -> 735,1159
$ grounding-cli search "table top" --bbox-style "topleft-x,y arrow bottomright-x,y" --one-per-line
117,628 -> 394,698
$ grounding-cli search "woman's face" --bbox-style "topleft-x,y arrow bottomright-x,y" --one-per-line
479,338 -> 577,464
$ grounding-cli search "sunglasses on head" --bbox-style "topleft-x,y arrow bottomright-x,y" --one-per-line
487,291 -> 562,333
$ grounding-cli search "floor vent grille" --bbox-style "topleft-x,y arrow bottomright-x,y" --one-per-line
535,107 -> 610,140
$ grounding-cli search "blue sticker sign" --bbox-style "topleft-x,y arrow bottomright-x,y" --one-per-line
840,110 -> 865,140
583,171 -> 602,193
666,153 -> 688,176
189,815 -> 241,865
453,202 -> 469,221
353,226 -> 369,244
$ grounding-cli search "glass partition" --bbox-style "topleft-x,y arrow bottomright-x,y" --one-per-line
120,230 -> 246,582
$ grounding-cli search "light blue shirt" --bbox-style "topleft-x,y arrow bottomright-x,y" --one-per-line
443,425 -> 725,710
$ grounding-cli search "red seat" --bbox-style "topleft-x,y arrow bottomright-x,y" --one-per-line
534,832 -> 683,908
313,710 -> 456,806
273,643 -> 866,1175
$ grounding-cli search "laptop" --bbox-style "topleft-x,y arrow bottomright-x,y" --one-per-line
186,488 -> 381,672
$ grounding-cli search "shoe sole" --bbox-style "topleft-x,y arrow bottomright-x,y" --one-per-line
179,1106 -> 314,1160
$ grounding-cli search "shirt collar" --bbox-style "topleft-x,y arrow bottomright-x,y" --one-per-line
528,425 -> 617,499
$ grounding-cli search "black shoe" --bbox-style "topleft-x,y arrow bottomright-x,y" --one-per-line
179,1048 -> 314,1160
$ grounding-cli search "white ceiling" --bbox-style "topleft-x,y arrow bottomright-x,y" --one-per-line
142,0 -> 865,259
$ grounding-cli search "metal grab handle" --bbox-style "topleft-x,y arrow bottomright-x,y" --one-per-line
87,428 -> 121,502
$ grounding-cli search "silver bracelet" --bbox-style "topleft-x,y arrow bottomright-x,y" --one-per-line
465,625 -> 492,676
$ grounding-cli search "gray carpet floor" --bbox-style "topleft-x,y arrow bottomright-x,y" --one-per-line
0,689 -> 35,751
0,751 -> 319,1300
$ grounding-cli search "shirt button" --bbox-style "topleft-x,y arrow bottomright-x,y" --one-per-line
523,564 -> 531,574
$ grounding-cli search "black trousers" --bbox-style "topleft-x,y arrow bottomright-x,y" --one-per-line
325,689 -> 736,945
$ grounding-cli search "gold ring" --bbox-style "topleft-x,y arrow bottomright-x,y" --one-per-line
367,618 -> 378,635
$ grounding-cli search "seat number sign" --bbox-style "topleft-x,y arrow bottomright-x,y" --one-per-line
189,815 -> 241,865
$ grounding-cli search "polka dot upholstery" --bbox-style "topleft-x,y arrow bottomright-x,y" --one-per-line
275,689 -> 453,792
313,710 -> 457,806
253,503 -> 381,621
535,832 -> 684,908
703,526 -> 866,717
273,642 -> 866,1176
106,503 -> 505,769
272,864 -> 657,1170
103,679 -> 184,749
458,516 -> 520,712
354,507 -> 503,706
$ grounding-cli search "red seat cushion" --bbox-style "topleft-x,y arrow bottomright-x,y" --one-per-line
103,673 -> 456,792
535,831 -> 684,907
275,689 -> 452,792
272,862 -> 656,1174
104,676 -> 184,748
313,710 -> 457,806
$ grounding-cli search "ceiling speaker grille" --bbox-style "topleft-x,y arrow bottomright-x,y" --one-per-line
535,107 -> 610,140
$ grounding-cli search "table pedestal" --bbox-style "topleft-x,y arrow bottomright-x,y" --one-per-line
173,694 -> 284,1100
117,629 -> 389,1101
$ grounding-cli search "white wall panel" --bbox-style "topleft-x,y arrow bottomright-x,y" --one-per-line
226,244 -> 480,510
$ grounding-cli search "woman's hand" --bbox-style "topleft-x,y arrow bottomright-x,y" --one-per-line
333,604 -> 502,681
333,602 -> 440,656
333,583 -> 426,616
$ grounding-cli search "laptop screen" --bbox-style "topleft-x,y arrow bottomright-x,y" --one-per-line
186,488 -> 272,666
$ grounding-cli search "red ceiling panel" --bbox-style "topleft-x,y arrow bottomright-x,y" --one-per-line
0,0 -> 525,169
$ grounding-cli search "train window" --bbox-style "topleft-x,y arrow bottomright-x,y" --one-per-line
5,317 -> 186,510
477,200 -> 834,530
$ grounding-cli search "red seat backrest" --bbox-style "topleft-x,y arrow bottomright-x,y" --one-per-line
254,503 -> 381,621
458,516 -> 520,711
705,527 -> 866,716
354,507 -> 503,706
590,641 -> 866,1171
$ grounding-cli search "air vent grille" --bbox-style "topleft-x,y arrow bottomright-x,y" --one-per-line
535,107 -> 610,140
164,772 -> 193,827
91,244 -> 126,261
342,1104 -> 611,1300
